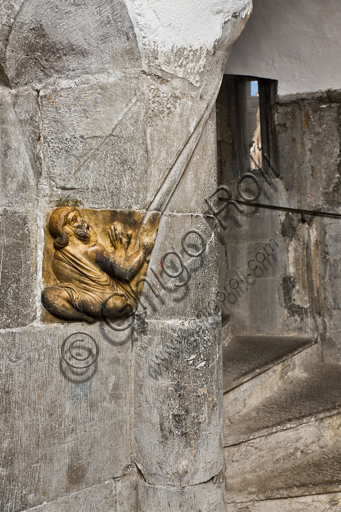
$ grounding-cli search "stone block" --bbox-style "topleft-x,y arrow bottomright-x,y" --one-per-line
5,0 -> 141,87
221,239 -> 285,336
134,319 -> 223,487
221,233 -> 316,337
225,408 -> 341,503
0,209 -> 36,328
321,218 -> 341,362
276,101 -> 341,211
0,89 -> 37,209
27,481 -> 115,512
140,212 -> 219,322
137,479 -> 225,512
223,343 -> 320,444
40,81 -> 147,210
26,474 -> 137,512
142,71 -> 207,209
0,321 -> 132,511
218,205 -> 283,245
165,107 -> 218,214
223,336 -> 318,393
226,492 -> 341,512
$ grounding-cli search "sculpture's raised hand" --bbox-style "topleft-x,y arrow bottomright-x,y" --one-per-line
108,222 -> 132,255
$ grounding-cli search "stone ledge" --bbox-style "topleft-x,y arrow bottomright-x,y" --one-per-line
223,335 -> 316,392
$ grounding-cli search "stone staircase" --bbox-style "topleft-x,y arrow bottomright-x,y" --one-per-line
223,336 -> 341,510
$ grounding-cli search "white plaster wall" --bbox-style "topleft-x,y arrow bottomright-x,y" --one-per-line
225,0 -> 341,96
125,0 -> 252,51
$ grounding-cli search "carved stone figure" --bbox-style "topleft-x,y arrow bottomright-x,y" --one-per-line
42,206 -> 160,323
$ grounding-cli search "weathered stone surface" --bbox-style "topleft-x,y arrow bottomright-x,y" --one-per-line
320,218 -> 341,362
40,79 -> 147,211
225,405 -> 341,503
223,342 -> 320,436
220,236 -> 307,337
0,322 -> 132,511
142,71 -> 207,209
276,97 -> 341,362
0,0 -> 255,510
219,88 -> 341,506
225,361 -> 341,447
226,492 -> 341,512
223,336 -> 316,392
137,479 -> 225,512
26,474 -> 137,512
141,212 -> 219,321
0,89 -> 38,209
151,95 -> 217,215
0,209 -> 36,328
277,100 -> 341,212
5,0 -> 141,87
134,319 -> 223,486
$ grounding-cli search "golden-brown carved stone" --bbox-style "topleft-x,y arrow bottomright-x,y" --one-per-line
41,207 -> 160,323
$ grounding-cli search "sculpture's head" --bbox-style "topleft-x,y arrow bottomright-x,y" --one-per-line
49,207 -> 92,249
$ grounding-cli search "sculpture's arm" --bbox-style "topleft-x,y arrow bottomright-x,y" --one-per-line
92,214 -> 160,281
94,244 -> 151,282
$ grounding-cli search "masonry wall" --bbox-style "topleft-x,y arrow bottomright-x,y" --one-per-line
0,0 -> 252,510
219,2 -> 341,509
216,88 -> 341,360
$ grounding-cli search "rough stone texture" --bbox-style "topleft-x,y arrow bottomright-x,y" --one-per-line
39,81 -> 147,210
321,217 -> 341,362
141,212 -> 219,321
225,361 -> 341,446
276,96 -> 341,363
164,106 -> 218,215
0,323 -> 132,511
0,88 -> 39,208
26,476 -> 137,512
0,0 -> 253,509
2,0 -> 341,509
223,342 -> 320,438
5,0 -> 142,87
225,412 -> 341,503
216,93 -> 317,338
221,93 -> 341,506
223,336 -> 315,392
216,87 -> 341,363
220,232 -> 311,337
134,319 -> 223,487
226,492 -> 341,512
0,209 -> 36,328
137,479 -> 225,512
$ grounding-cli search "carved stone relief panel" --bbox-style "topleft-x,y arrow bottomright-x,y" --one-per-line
42,207 -> 160,323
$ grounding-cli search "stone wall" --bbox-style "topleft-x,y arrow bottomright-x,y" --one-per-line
276,91 -> 341,362
217,89 -> 341,349
219,87 -> 341,510
0,0 -> 252,510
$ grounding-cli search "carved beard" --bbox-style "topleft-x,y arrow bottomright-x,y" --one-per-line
74,221 -> 91,243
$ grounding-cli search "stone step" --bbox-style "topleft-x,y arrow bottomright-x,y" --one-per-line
223,341 -> 320,444
223,335 -> 316,393
224,409 -> 341,504
226,491 -> 341,511
224,362 -> 341,447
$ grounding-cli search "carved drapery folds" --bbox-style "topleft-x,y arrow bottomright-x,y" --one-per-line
42,207 -> 160,323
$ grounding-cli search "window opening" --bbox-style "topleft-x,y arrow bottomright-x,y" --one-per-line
216,75 -> 278,186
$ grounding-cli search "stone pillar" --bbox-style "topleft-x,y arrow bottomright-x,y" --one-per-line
0,1 -> 251,510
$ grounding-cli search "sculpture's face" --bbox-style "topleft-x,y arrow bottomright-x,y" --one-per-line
66,210 -> 91,243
